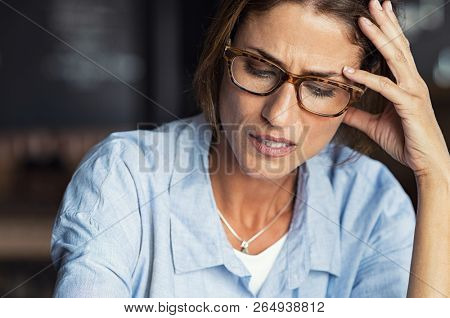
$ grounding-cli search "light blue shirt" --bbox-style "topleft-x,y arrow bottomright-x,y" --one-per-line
50,112 -> 416,297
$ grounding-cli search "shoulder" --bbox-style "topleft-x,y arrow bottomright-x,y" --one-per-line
52,113 -> 207,266
318,143 -> 409,197
73,112 -> 207,188
315,143 -> 415,227
57,112 -> 206,224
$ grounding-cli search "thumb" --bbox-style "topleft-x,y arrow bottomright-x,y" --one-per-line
342,106 -> 377,139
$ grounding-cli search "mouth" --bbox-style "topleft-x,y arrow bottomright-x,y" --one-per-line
248,132 -> 297,157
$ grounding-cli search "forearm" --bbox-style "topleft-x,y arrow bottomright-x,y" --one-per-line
407,170 -> 450,297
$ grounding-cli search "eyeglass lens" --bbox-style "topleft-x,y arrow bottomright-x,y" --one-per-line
231,55 -> 351,115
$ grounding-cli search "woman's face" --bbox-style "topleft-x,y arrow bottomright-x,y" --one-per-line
218,2 -> 362,179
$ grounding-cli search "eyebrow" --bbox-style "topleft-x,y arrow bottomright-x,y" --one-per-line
246,46 -> 343,79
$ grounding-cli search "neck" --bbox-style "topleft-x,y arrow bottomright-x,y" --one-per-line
208,130 -> 298,231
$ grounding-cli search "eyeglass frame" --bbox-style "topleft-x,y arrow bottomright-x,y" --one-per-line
223,41 -> 367,118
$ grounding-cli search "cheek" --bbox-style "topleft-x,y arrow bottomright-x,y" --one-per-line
219,76 -> 263,125
218,79 -> 253,157
296,115 -> 343,158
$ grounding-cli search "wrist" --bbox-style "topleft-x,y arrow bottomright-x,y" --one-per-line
415,167 -> 450,191
414,158 -> 450,180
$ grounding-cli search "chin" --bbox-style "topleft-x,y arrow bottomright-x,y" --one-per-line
237,151 -> 300,180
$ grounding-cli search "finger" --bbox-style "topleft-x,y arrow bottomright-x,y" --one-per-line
382,1 -> 412,51
342,106 -> 378,140
369,0 -> 413,59
343,66 -> 412,107
382,0 -> 420,74
358,16 -> 414,89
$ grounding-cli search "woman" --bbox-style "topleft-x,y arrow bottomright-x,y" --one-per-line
51,0 -> 449,297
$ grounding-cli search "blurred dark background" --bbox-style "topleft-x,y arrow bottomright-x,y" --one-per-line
0,0 -> 449,297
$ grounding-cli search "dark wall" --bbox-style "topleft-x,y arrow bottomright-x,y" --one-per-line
0,0 -> 151,129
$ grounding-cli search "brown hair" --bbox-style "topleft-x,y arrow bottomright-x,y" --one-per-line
193,0 -> 403,164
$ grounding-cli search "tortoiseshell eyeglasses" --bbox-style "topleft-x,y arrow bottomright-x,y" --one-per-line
223,42 -> 366,117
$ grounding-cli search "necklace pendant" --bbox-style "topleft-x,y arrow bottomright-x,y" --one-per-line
240,240 -> 249,254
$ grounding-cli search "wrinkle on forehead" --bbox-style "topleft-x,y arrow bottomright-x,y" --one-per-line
235,3 -> 363,74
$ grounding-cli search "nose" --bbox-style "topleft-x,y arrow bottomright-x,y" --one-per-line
261,82 -> 299,127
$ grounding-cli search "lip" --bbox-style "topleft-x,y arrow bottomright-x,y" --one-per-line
248,133 -> 296,157
250,133 -> 296,146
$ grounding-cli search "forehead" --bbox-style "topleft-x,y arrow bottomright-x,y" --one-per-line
234,2 -> 362,72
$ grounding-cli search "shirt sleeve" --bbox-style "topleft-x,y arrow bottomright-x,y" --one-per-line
350,183 -> 416,298
50,142 -> 142,297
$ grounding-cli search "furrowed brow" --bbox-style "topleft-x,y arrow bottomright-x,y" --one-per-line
247,46 -> 342,79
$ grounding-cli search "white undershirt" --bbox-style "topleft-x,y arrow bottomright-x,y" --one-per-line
232,232 -> 288,295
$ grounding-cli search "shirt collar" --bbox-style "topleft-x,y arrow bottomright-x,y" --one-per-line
169,113 -> 341,287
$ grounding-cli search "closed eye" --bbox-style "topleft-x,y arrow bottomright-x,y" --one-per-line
303,83 -> 336,98
243,61 -> 278,79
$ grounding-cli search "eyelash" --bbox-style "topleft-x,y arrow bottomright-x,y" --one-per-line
244,62 -> 277,78
304,84 -> 336,98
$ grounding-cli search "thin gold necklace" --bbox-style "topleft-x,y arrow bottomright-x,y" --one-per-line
216,195 -> 294,254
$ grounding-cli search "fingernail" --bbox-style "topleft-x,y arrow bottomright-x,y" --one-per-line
373,0 -> 383,10
344,66 -> 355,74
386,1 -> 393,11
361,17 -> 373,26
